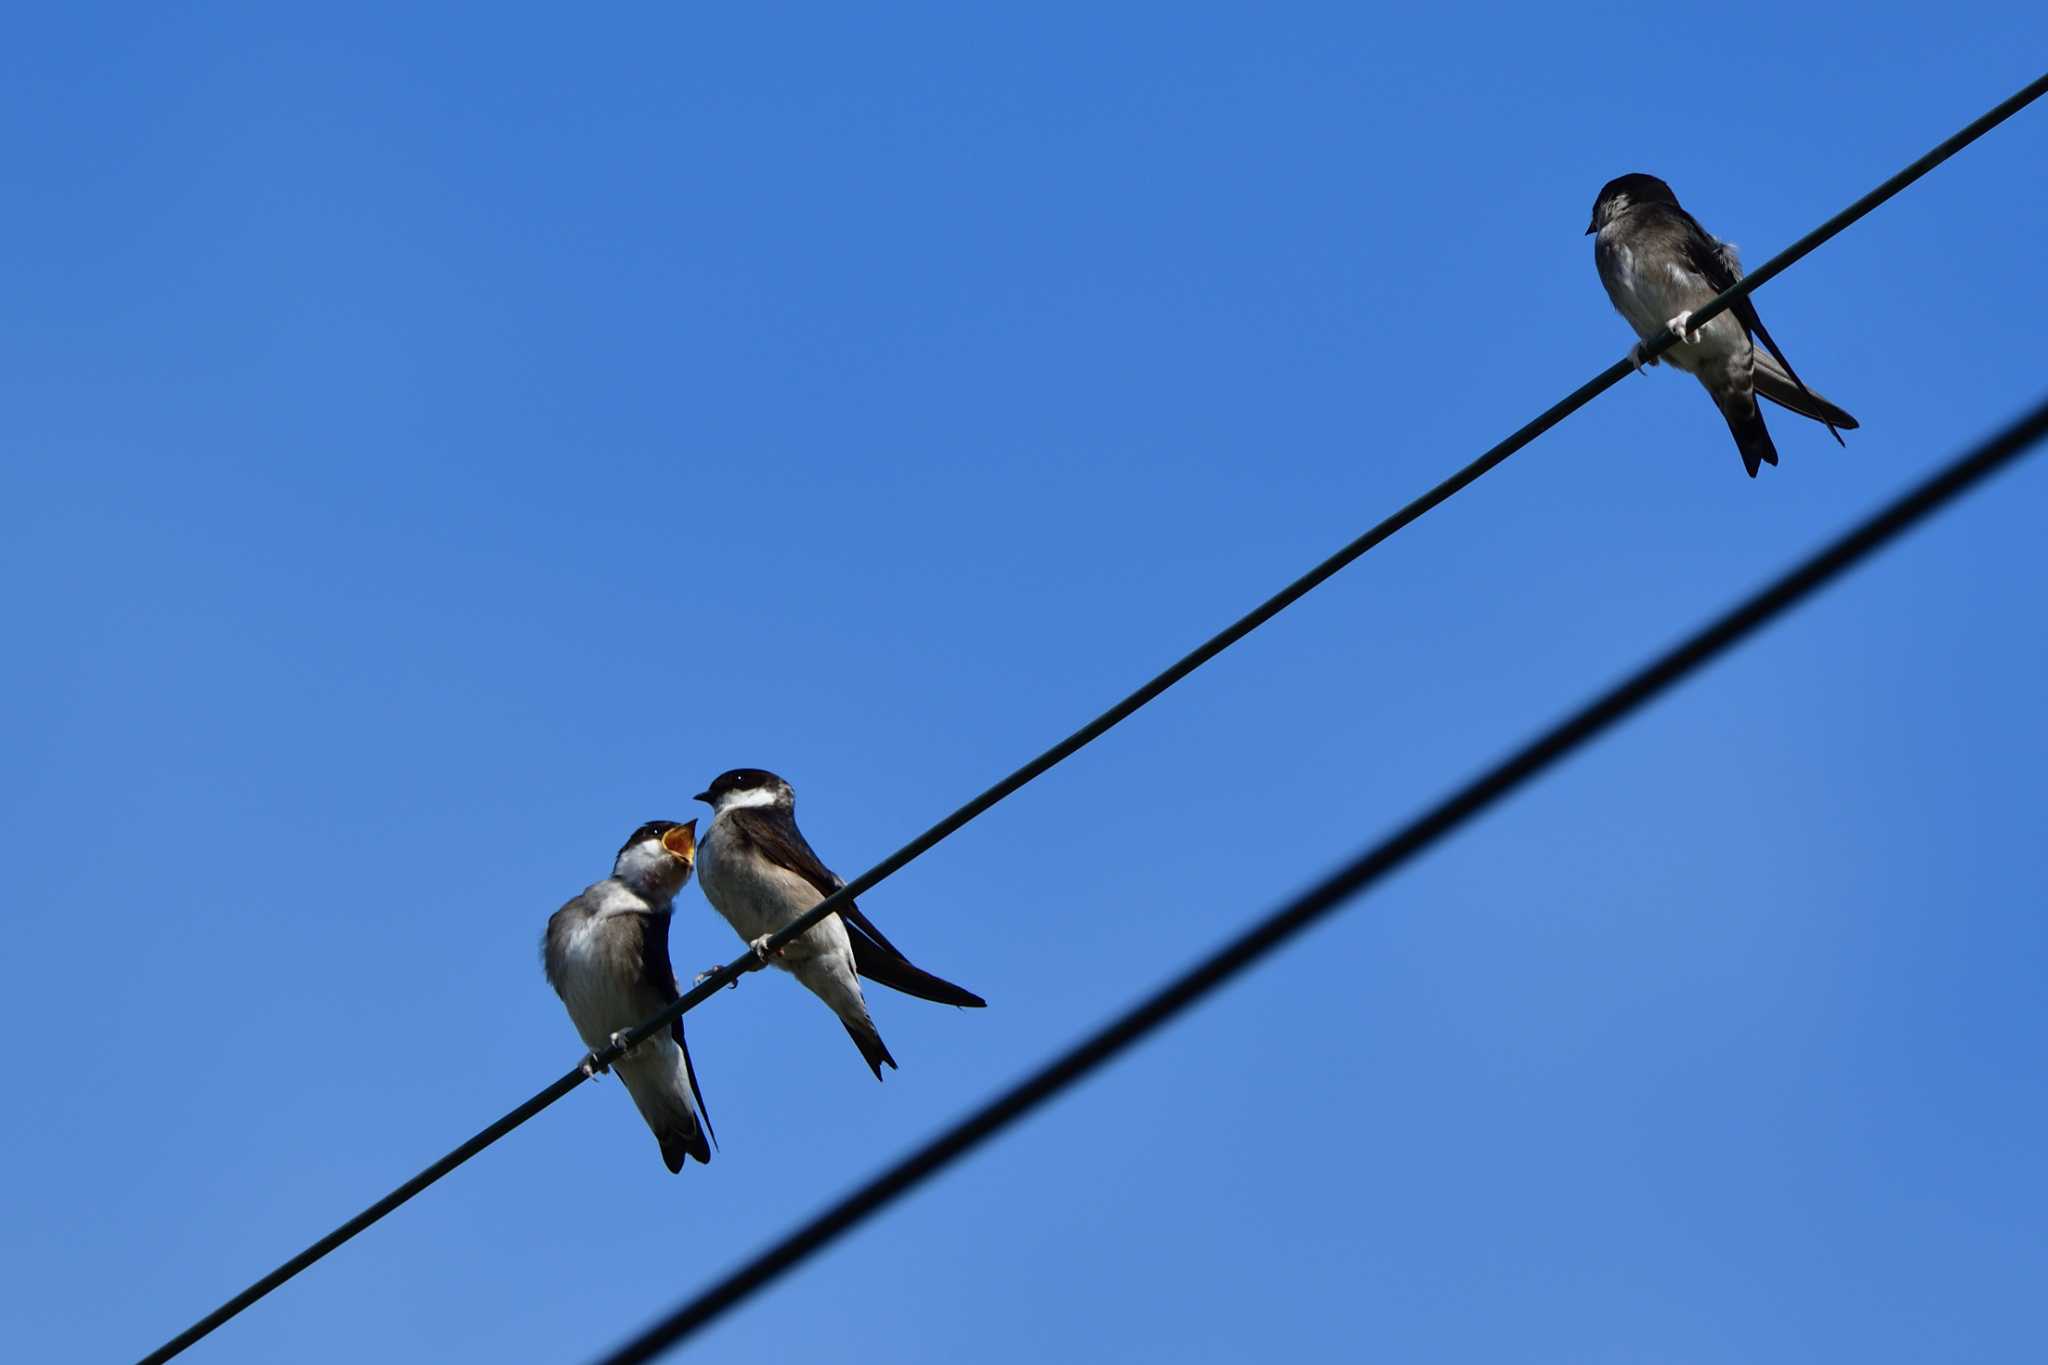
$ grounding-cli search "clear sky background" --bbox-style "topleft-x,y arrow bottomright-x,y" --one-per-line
4,6 -> 2044,1363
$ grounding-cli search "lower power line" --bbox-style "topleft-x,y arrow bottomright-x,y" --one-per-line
592,391 -> 2048,1364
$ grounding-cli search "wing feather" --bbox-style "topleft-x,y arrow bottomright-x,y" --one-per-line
726,808 -> 984,1007
1678,214 -> 1846,446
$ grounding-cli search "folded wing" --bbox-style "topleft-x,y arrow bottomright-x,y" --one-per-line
1681,219 -> 1853,445
727,807 -> 987,1008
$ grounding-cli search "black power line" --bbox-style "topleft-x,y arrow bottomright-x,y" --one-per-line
593,390 -> 2048,1364
592,66 -> 2048,1060
133,69 -> 2048,1365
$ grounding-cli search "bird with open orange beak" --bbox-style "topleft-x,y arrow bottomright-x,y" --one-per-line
542,820 -> 715,1172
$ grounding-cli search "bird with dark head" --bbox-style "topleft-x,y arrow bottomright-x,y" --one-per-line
692,767 -> 986,1080
1587,172 -> 1858,477
541,819 -> 714,1173
1586,172 -> 1681,235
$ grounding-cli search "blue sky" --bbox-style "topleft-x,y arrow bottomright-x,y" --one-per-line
3,6 -> 2045,1362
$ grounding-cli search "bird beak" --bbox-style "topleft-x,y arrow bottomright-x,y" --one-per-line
1584,220 -> 1596,235
662,821 -> 697,863
691,789 -> 713,805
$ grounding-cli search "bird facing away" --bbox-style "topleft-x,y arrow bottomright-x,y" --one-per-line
693,768 -> 986,1080
542,820 -> 714,1172
1589,172 -> 1858,477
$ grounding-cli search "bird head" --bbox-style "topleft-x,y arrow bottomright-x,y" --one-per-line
1588,172 -> 1679,234
693,768 -> 796,814
612,818 -> 698,895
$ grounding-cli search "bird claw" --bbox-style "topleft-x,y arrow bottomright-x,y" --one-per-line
694,965 -> 741,989
749,934 -> 780,965
606,1028 -> 639,1062
1665,310 -> 1701,345
579,1052 -> 608,1081
1627,341 -> 1659,373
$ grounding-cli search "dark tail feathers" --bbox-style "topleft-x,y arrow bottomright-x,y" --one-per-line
1749,333 -> 1855,446
1752,353 -> 1857,443
848,938 -> 987,1008
1715,389 -> 1780,478
657,1117 -> 711,1173
843,1017 -> 899,1082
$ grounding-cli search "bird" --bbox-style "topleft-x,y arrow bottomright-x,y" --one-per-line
1588,172 -> 1858,477
541,820 -> 714,1172
692,768 -> 985,1079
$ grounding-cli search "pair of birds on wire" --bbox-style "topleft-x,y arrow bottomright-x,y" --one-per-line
542,769 -> 984,1173
542,175 -> 1855,1175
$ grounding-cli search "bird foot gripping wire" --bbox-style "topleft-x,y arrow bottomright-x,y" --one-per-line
1664,310 -> 1702,345
691,941 -> 780,990
579,1029 -> 641,1080
1631,312 -> 1700,372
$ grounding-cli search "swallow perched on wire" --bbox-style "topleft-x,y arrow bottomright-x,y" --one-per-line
1589,173 -> 1858,477
542,820 -> 714,1172
693,768 -> 985,1079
